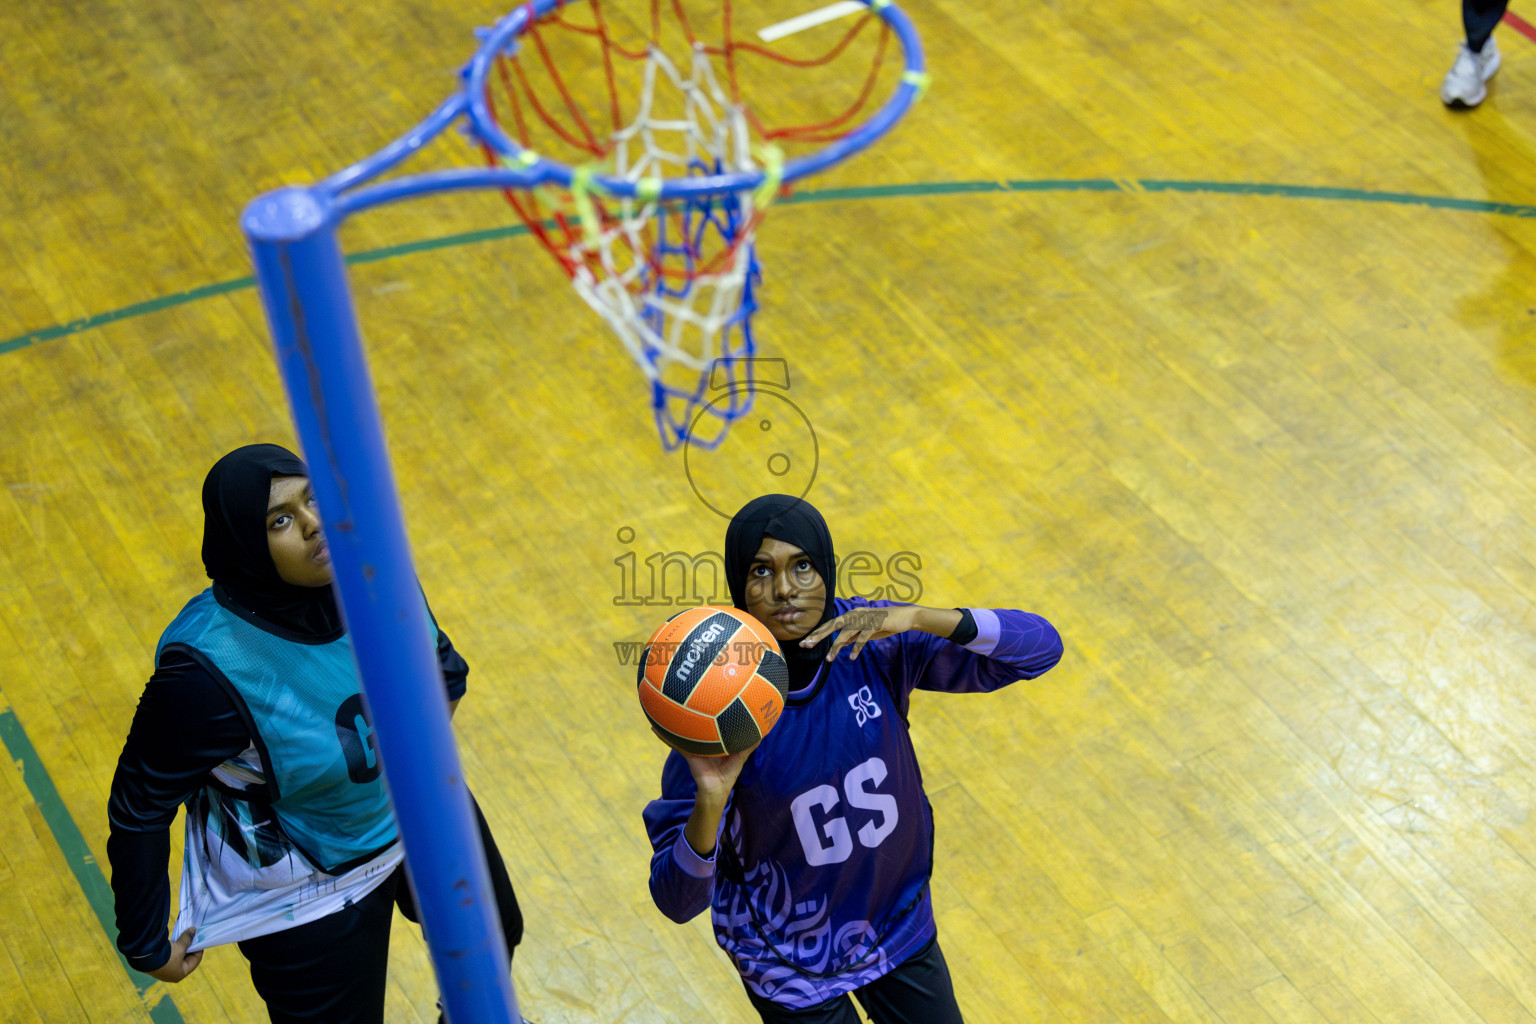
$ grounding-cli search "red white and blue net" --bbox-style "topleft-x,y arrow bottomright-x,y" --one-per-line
471,0 -> 923,448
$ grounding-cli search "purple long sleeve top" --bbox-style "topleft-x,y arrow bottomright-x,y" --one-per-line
642,598 -> 1063,1009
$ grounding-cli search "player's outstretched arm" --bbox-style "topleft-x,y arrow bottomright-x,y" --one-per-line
810,598 -> 1064,698
912,606 -> 1064,694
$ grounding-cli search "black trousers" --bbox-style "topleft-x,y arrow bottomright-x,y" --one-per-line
238,797 -> 522,1024
1464,0 -> 1510,50
744,934 -> 964,1024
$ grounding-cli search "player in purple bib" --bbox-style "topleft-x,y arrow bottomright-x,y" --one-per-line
643,495 -> 1064,1023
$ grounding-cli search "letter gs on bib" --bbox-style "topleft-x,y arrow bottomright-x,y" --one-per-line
789,757 -> 899,866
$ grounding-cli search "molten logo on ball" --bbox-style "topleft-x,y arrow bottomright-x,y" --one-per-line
638,606 -> 789,756
674,621 -> 727,684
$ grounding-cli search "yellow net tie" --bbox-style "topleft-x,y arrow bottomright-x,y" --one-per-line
498,149 -> 540,169
571,164 -> 603,250
752,144 -> 786,211
902,70 -> 931,100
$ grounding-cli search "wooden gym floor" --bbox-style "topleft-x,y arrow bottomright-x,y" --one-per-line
5,0 -> 1536,1020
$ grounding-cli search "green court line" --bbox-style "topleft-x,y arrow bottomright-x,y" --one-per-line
4,176 -> 1535,359
1,278 -> 254,357
1135,178 -> 1536,217
0,225 -> 540,357
1,171 -> 1533,1019
0,707 -> 184,1022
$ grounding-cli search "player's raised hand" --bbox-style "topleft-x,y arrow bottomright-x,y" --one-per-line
803,605 -> 966,662
148,927 -> 203,983
678,742 -> 757,805
802,606 -> 906,662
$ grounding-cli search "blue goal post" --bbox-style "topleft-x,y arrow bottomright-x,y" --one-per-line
240,3 -> 923,1021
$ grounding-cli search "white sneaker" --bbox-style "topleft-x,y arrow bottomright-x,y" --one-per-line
1441,37 -> 1501,107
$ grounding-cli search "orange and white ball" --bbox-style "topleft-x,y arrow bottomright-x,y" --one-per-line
637,606 -> 789,756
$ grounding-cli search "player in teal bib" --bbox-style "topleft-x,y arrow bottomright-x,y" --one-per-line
108,444 -> 525,1023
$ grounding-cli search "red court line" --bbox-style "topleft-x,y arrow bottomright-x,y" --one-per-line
1504,10 -> 1536,44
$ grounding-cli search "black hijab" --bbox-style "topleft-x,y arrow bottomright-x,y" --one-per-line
725,494 -> 838,691
201,443 -> 343,642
